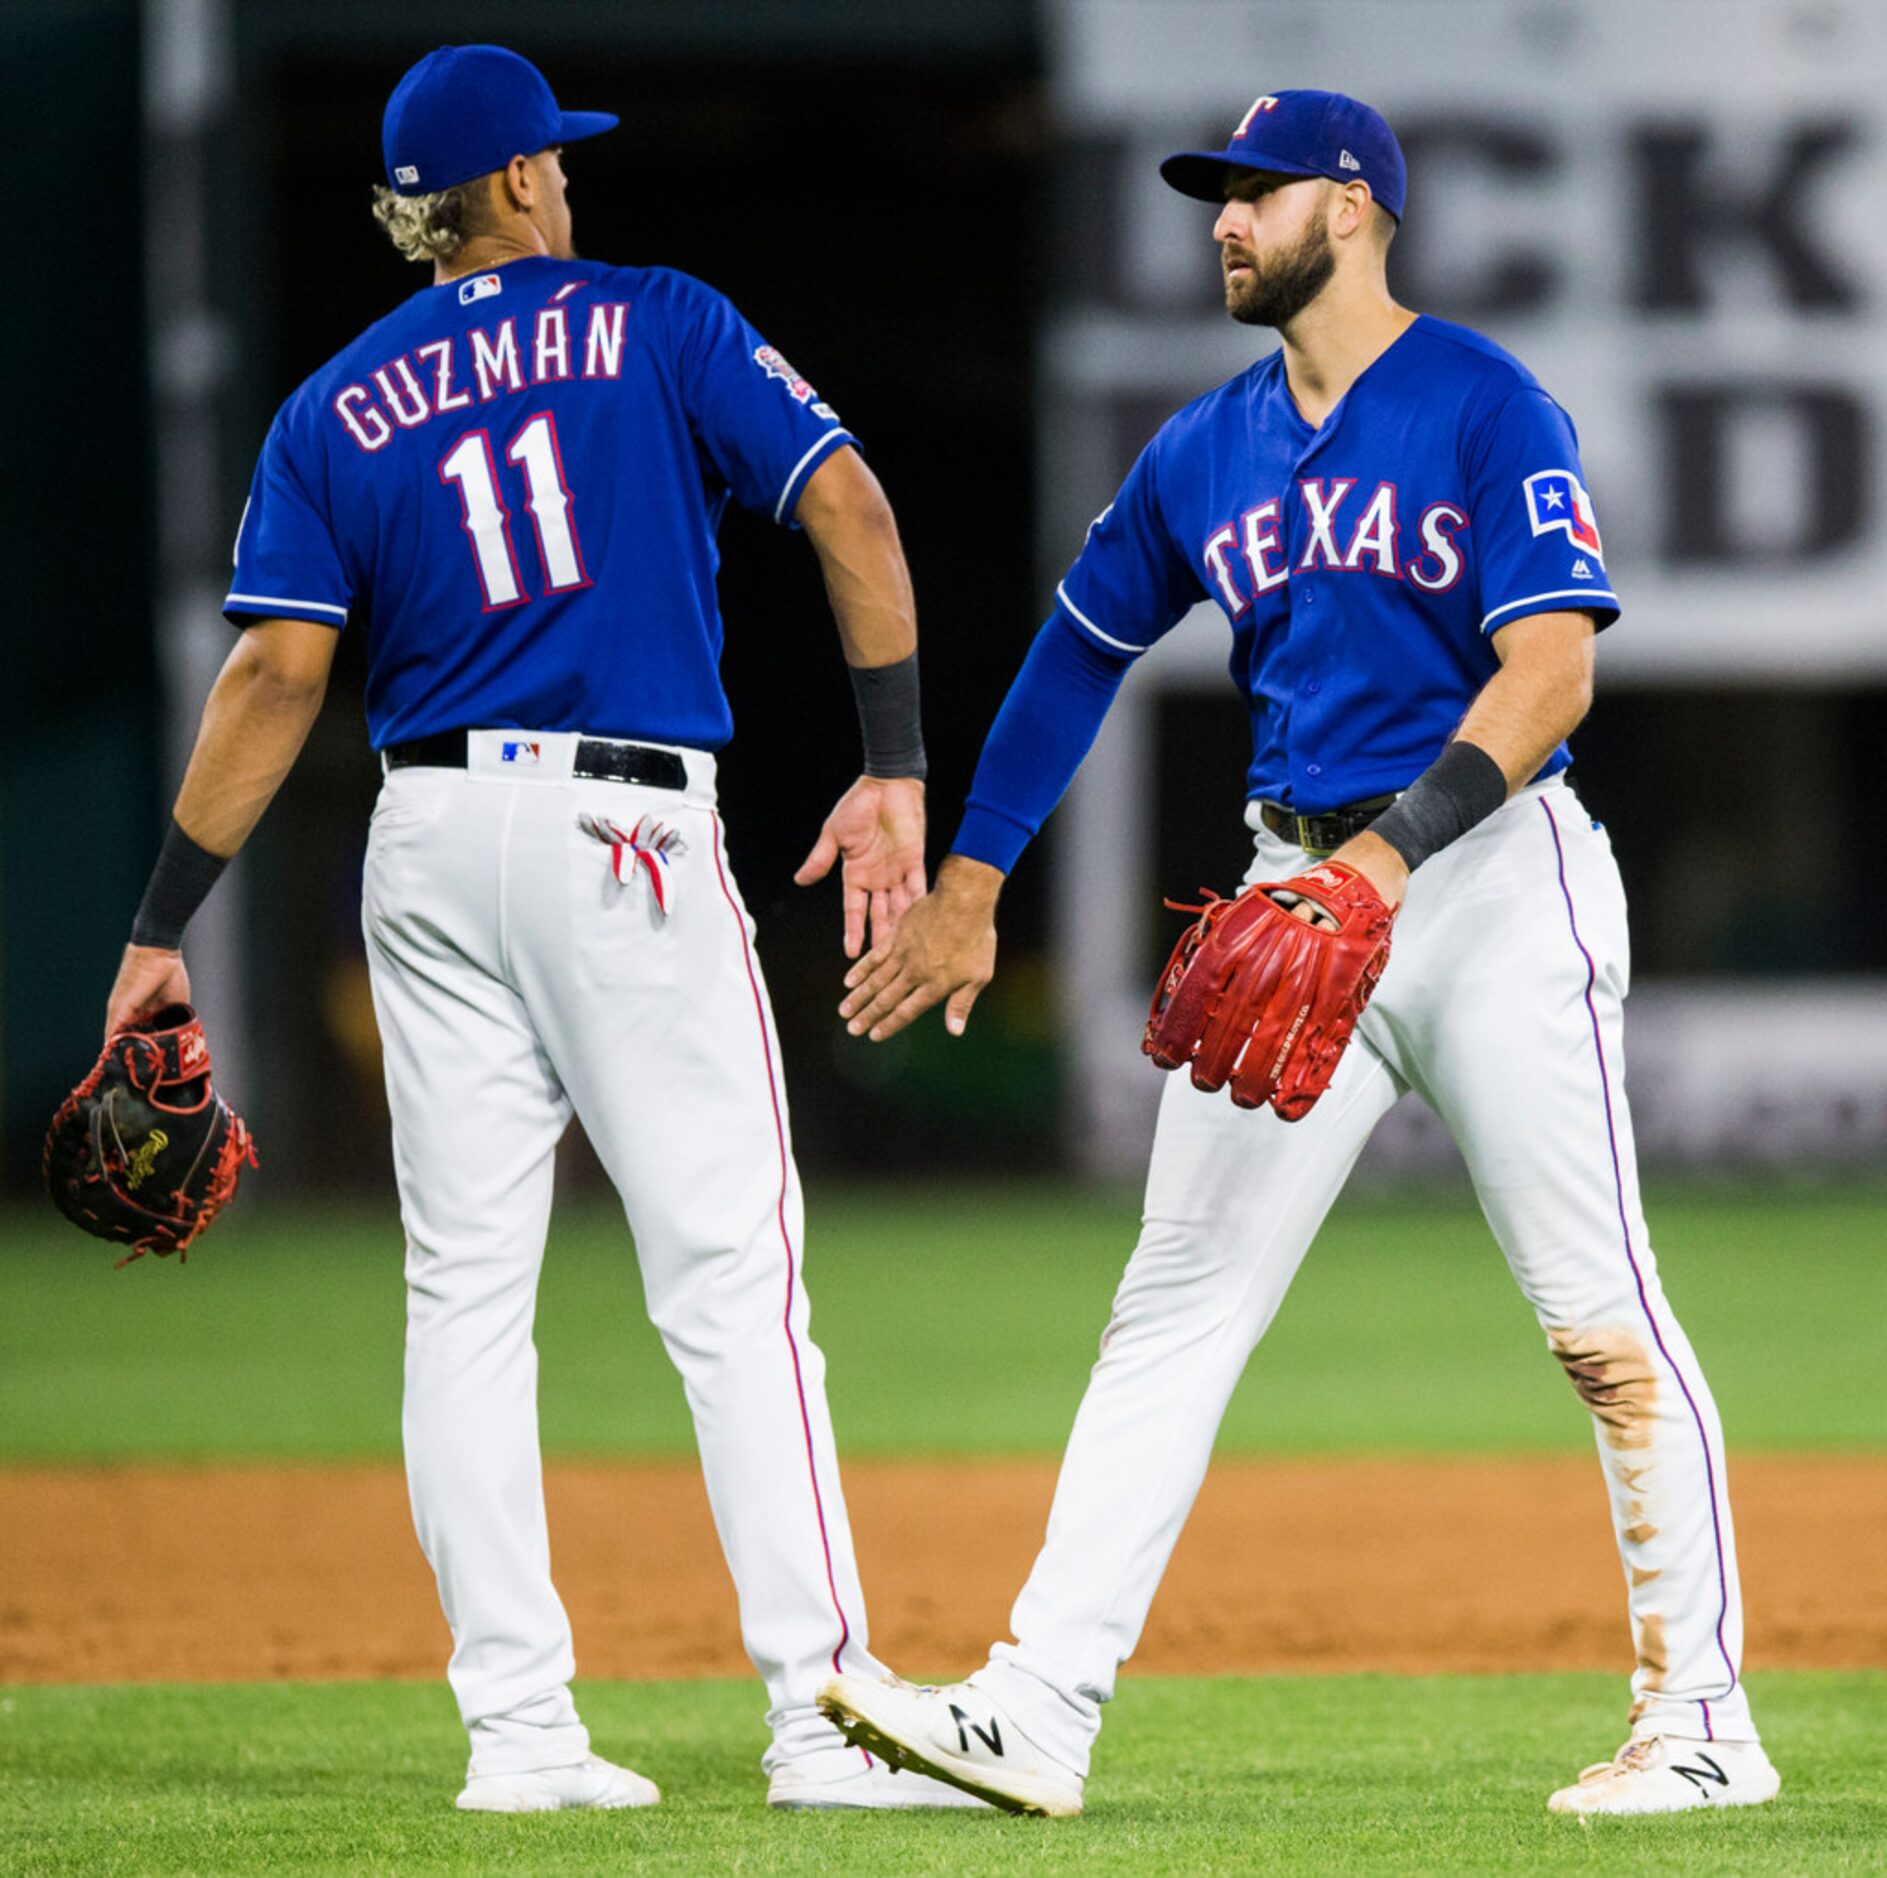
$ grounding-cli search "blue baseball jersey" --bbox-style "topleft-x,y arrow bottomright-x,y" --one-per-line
226,255 -> 854,751
1056,315 -> 1618,811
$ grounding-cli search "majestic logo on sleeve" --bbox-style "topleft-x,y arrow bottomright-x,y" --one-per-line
1523,470 -> 1603,561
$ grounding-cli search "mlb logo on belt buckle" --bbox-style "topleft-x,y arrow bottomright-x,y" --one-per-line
500,740 -> 542,766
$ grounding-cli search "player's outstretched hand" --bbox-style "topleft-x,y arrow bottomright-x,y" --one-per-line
103,943 -> 193,1042
795,775 -> 928,960
840,854 -> 1001,1041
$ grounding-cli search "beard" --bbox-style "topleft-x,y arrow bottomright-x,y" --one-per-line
1223,215 -> 1335,328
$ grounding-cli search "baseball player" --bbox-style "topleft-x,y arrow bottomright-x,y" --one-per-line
102,44 -> 983,1815
820,90 -> 1779,1819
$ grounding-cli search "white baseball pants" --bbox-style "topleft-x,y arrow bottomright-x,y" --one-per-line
975,776 -> 1756,1773
361,731 -> 881,1777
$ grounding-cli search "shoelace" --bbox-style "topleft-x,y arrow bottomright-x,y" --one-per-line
1576,1738 -> 1659,1783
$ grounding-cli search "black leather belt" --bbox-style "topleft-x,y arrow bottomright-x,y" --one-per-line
383,728 -> 689,791
1258,792 -> 1398,854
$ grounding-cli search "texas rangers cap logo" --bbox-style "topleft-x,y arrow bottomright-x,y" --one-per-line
1233,94 -> 1281,137
1523,470 -> 1604,560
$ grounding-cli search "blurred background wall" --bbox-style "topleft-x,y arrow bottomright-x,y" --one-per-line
1046,0 -> 1887,1173
4,0 -> 1883,1196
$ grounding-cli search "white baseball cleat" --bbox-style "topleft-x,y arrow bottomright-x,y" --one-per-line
455,1753 -> 661,1813
1547,1736 -> 1780,1816
767,1746 -> 992,1810
818,1673 -> 1084,1818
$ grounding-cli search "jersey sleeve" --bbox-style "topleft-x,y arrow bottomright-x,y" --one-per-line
952,613 -> 1136,873
663,274 -> 855,526
1054,438 -> 1205,653
1465,388 -> 1620,635
225,405 -> 353,629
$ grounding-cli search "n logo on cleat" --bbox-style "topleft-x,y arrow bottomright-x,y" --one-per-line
949,1703 -> 1004,1758
1674,1751 -> 1729,1793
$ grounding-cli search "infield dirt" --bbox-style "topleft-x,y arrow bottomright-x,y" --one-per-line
2,1457 -> 1880,1684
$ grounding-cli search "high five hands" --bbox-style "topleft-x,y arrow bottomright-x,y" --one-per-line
795,774 -> 929,962
838,854 -> 1002,1041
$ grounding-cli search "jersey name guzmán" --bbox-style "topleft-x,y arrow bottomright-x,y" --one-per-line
1056,315 -> 1619,810
226,256 -> 854,751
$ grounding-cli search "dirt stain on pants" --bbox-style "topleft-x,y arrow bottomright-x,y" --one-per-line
1548,1326 -> 1659,1451
1549,1325 -> 1672,1702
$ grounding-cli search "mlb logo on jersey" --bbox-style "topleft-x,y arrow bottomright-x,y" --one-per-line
1524,470 -> 1603,560
458,273 -> 504,307
501,739 -> 542,765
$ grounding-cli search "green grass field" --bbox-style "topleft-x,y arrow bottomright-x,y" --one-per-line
6,1674 -> 1884,1874
3,1183 -> 1884,1460
4,1181 -> 1883,1871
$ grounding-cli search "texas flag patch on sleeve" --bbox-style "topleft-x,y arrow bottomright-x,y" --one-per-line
1523,470 -> 1603,560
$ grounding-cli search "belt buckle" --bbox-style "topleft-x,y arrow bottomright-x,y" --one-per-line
1298,813 -> 1342,857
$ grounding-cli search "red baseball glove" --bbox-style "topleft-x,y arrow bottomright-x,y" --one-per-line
43,1004 -> 257,1265
1142,861 -> 1397,1120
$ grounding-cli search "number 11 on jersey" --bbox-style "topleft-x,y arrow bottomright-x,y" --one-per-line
440,411 -> 590,609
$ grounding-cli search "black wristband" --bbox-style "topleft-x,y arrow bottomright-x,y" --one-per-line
130,819 -> 229,950
848,652 -> 927,780
1366,740 -> 1508,873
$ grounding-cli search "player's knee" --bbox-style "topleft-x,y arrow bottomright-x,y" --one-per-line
1546,1324 -> 1660,1449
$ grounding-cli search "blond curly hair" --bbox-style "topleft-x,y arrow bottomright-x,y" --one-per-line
370,179 -> 494,263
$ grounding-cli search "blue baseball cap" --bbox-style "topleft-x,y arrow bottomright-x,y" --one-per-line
383,45 -> 618,197
1160,89 -> 1406,221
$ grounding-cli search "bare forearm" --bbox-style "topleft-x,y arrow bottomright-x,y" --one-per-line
1456,610 -> 1596,789
796,448 -> 917,668
1332,611 -> 1596,906
173,629 -> 332,857
935,851 -> 1004,914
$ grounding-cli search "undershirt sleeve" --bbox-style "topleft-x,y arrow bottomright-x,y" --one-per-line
951,611 -> 1137,874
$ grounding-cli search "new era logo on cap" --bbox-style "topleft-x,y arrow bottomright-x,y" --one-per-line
1339,149 -> 1361,171
394,164 -> 420,186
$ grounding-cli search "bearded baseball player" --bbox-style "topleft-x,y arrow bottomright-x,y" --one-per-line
819,89 -> 1779,1819
102,44 -> 985,1815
